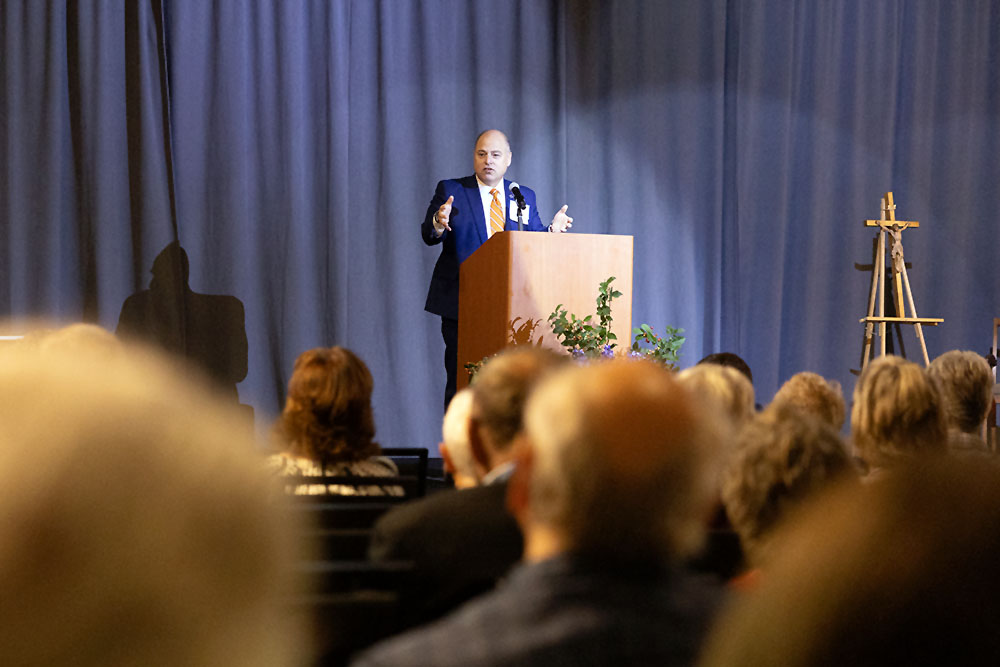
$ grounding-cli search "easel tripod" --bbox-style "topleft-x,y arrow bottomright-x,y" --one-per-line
859,192 -> 942,370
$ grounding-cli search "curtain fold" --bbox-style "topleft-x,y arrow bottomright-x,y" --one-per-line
2,0 -> 998,447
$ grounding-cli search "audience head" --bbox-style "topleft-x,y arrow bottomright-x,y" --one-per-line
702,458 -> 1000,666
278,346 -> 379,464
440,388 -> 478,488
770,371 -> 846,430
850,356 -> 946,471
513,359 -> 724,565
0,341 -> 302,666
927,350 -> 993,435
677,363 -> 756,431
721,405 -> 854,565
697,351 -> 754,385
468,347 -> 566,475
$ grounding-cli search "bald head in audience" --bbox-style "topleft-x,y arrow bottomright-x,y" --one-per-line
702,459 -> 1000,666
439,387 -> 478,488
0,331 -> 303,666
513,359 -> 724,563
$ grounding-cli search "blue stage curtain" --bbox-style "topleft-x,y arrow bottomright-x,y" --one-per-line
2,0 -> 998,447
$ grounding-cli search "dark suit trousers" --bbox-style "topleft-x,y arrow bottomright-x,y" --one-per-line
442,316 -> 458,409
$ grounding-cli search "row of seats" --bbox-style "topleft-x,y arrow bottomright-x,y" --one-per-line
279,448 -> 436,666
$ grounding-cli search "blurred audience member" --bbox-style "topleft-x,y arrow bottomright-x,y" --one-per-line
722,405 -> 855,579
850,355 -> 947,477
677,362 -> 753,580
368,347 -> 565,627
698,351 -> 754,385
927,350 -> 993,455
268,346 -> 401,495
439,387 -> 478,489
0,336 -> 303,666
770,371 -> 846,430
356,360 -> 725,666
30,322 -> 122,356
678,363 -> 756,431
701,458 -> 1000,666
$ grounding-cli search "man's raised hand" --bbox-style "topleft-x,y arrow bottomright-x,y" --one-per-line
550,205 -> 573,233
434,195 -> 454,234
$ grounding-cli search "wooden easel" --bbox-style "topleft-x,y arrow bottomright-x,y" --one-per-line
859,192 -> 943,370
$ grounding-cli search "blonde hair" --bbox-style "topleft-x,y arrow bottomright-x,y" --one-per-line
524,359 -> 725,561
850,355 -> 947,469
771,371 -> 846,430
927,350 -> 993,434
0,336 -> 303,666
677,363 -> 756,430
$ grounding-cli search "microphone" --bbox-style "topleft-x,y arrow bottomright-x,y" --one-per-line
509,183 -> 526,211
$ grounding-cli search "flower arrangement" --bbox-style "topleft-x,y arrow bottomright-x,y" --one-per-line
465,277 -> 685,379
548,276 -> 685,369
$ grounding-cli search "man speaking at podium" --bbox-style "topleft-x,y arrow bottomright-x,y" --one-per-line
422,129 -> 573,408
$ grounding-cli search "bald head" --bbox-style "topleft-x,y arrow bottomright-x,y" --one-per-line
519,360 -> 724,563
473,129 -> 512,187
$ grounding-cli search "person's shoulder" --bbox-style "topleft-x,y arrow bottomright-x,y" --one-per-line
374,487 -> 466,533
437,175 -> 477,190
350,584 -> 509,667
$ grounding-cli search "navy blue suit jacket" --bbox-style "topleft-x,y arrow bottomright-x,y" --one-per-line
422,175 -> 546,320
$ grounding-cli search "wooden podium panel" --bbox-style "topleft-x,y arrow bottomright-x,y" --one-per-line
457,231 -> 633,390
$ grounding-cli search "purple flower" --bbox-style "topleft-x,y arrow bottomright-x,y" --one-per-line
601,344 -> 615,359
571,348 -> 586,360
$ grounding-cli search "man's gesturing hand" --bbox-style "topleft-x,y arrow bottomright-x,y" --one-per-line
549,205 -> 573,233
433,195 -> 454,234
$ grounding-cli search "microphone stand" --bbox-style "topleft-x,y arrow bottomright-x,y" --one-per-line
516,203 -> 524,232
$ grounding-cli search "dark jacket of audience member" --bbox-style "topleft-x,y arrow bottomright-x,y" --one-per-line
355,360 -> 726,667
367,348 -> 564,627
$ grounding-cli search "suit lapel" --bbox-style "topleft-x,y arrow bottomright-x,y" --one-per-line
463,176 -> 487,247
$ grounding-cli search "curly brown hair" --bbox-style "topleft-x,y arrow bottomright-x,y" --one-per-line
278,347 -> 379,464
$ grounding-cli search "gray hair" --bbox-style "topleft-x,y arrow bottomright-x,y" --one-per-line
927,350 -> 993,434
722,404 -> 853,565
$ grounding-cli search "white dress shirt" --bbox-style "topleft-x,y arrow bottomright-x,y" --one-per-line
476,176 -> 506,239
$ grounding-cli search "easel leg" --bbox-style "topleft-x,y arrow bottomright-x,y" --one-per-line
861,237 -> 880,370
900,262 -> 931,366
878,231 -> 886,359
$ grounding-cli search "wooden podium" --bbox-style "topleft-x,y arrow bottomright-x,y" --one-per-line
457,231 -> 634,390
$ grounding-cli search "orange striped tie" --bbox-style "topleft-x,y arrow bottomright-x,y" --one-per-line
489,188 -> 505,236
